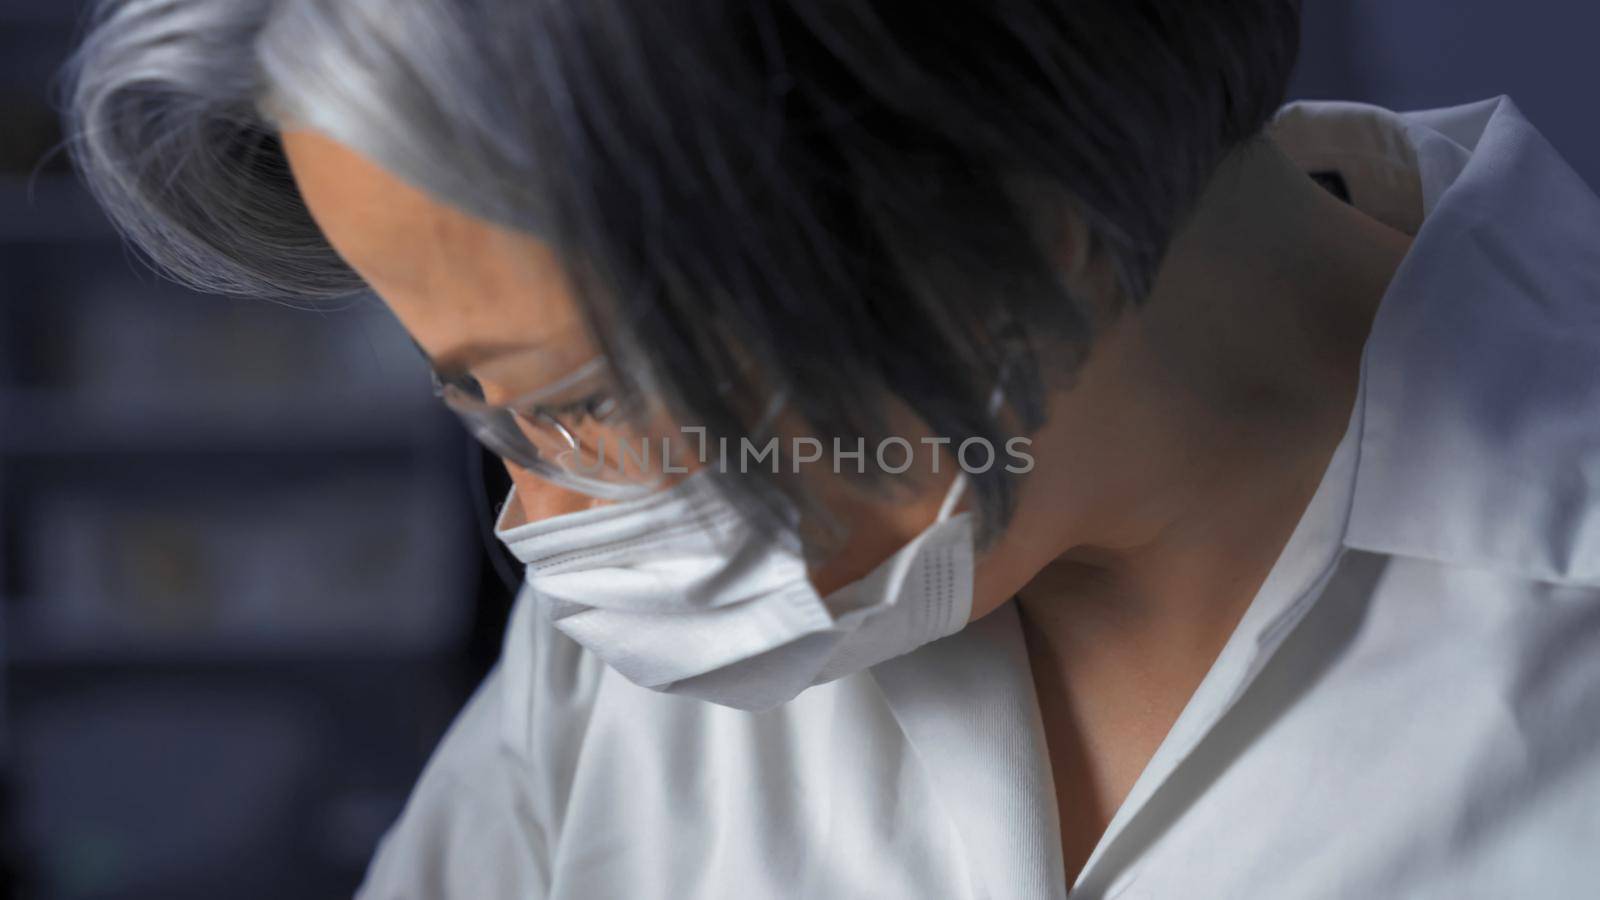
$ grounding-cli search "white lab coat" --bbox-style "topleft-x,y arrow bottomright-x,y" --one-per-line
356,97 -> 1600,899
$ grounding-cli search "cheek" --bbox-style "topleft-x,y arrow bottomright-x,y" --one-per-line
802,468 -> 962,596
498,460 -> 606,529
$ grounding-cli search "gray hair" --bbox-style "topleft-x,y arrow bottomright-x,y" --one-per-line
62,0 -> 1301,543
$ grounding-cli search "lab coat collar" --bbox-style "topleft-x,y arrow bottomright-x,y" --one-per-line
1078,97 -> 1600,895
1326,96 -> 1600,585
869,96 -> 1600,898
870,600 -> 1071,899
1090,96 -> 1600,892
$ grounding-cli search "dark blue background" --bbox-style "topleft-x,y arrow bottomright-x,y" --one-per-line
1293,0 -> 1599,186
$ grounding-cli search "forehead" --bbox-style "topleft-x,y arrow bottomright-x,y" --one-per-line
277,128 -> 587,355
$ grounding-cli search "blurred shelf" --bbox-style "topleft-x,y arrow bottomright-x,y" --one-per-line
0,11 -> 496,900
5,661 -> 468,898
0,387 -> 454,456
2,632 -> 466,671
3,598 -> 479,669
0,2 -> 87,27
2,594 -> 478,661
0,175 -> 118,243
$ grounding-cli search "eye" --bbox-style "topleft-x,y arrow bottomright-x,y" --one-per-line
437,369 -> 490,402
515,385 -> 644,428
485,356 -> 642,426
541,391 -> 620,423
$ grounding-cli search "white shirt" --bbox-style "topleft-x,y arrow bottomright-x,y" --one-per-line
356,97 -> 1600,899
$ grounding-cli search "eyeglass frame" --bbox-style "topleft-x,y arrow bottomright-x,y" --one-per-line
409,337 -> 665,501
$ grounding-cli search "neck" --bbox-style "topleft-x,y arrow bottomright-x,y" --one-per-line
974,136 -> 1413,630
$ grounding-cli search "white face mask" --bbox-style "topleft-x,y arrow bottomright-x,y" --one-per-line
494,468 -> 976,711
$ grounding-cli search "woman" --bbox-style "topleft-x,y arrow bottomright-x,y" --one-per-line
63,1 -> 1600,897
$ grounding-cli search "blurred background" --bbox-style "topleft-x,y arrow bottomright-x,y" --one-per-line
0,1 -> 1596,898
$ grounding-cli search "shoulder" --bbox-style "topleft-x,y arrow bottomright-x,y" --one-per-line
354,665 -> 552,899
356,587 -> 609,900
355,583 -> 904,898
1340,96 -> 1600,585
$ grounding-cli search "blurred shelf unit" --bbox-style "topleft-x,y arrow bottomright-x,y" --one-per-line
5,465 -> 475,666
0,388 -> 444,457
2,250 -> 454,441
0,7 -> 491,897
9,660 -> 471,897
0,175 -> 117,243
0,5 -> 87,28
0,183 -> 482,670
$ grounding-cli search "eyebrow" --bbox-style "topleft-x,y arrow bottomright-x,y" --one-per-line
411,337 -> 544,378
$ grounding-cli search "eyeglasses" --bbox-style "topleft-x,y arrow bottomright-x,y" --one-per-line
414,340 -> 668,501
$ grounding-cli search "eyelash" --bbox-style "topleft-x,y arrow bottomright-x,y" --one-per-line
447,365 -> 637,426
517,391 -> 625,424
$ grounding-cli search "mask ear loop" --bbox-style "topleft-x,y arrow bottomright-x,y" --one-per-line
934,381 -> 1008,524
821,377 -> 1009,613
936,471 -> 970,523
